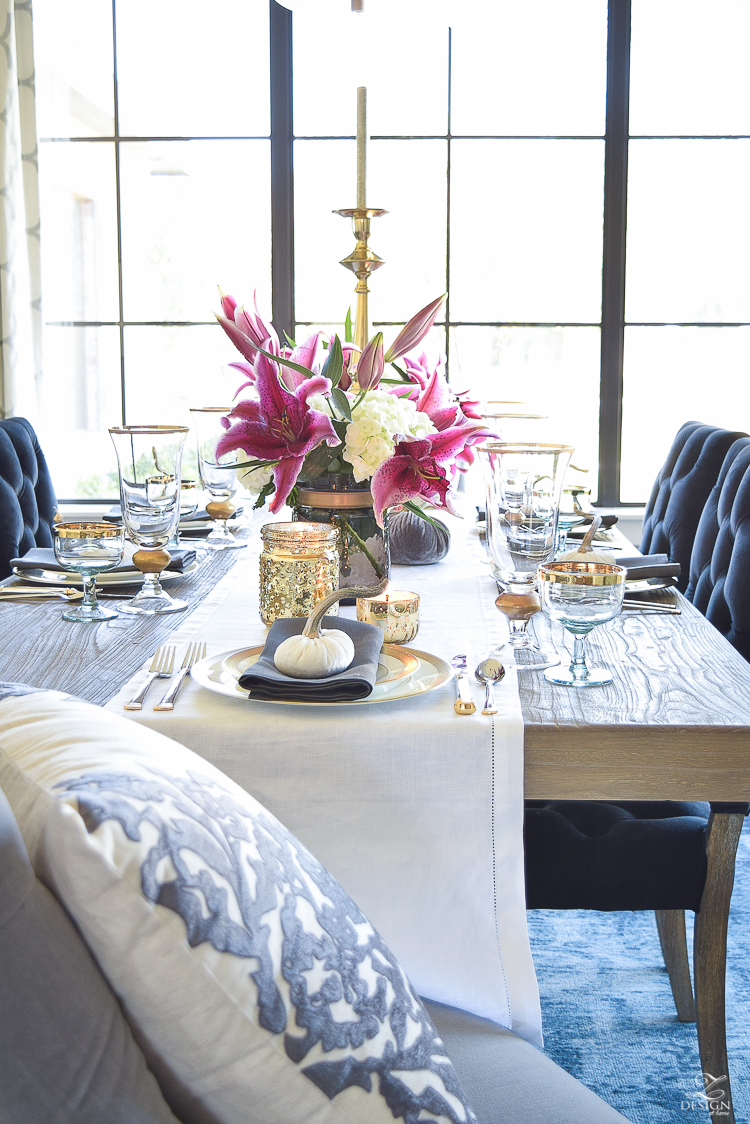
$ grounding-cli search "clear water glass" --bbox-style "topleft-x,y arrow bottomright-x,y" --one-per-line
109,425 -> 189,615
167,478 -> 201,548
190,407 -> 247,550
480,441 -> 573,670
538,560 -> 627,687
53,522 -> 125,623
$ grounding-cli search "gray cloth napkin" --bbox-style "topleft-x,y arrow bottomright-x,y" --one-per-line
239,615 -> 384,702
11,544 -> 196,574
616,554 -> 681,581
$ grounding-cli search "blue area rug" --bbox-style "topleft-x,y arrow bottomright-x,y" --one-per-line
527,819 -> 750,1122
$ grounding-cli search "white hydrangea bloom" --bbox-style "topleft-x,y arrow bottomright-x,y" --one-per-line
236,463 -> 274,495
344,390 -> 436,481
305,389 -> 435,481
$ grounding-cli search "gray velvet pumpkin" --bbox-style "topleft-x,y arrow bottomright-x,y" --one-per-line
389,508 -> 451,566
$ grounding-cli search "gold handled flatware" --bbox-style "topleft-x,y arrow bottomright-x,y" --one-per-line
451,653 -> 477,716
124,646 -> 175,711
622,599 -> 681,615
154,641 -> 207,711
0,587 -> 124,601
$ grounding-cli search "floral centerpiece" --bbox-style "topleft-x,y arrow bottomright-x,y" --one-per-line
215,290 -> 488,583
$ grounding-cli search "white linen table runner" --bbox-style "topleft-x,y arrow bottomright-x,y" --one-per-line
106,515 -> 542,1045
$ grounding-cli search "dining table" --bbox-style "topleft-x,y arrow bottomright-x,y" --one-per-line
3,509 -> 750,1055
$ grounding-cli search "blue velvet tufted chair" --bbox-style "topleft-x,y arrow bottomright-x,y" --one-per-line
0,418 -> 58,580
639,421 -> 748,592
526,426 -> 750,1124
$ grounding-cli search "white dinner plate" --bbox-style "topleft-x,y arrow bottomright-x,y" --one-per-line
624,576 -> 678,594
12,560 -> 201,587
191,645 -> 452,706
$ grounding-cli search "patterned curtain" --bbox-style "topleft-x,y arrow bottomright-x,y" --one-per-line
0,0 -> 41,420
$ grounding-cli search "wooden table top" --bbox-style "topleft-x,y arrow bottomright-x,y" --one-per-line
2,532 -> 750,802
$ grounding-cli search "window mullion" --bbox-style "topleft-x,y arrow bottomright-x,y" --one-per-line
270,0 -> 294,342
598,0 -> 631,506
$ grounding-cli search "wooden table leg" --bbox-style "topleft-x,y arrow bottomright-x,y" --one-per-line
694,811 -> 745,1124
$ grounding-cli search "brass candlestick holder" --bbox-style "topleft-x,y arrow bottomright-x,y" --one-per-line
334,206 -> 387,351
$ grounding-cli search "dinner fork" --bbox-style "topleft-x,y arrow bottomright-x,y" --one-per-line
154,641 -> 207,711
123,646 -> 175,711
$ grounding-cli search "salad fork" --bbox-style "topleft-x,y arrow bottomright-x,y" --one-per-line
123,646 -> 175,711
154,641 -> 207,711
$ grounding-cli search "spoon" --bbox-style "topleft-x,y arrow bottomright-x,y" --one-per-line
475,658 -> 505,715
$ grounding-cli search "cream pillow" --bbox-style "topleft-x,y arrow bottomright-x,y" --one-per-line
0,689 -> 475,1124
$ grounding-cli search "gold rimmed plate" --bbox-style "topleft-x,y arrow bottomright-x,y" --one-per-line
192,646 -> 451,706
12,560 -> 201,587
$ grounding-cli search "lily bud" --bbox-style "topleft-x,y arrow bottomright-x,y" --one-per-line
384,295 -> 445,363
356,332 -> 385,390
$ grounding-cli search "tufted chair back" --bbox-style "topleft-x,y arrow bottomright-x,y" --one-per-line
639,422 -> 748,591
0,418 -> 58,580
685,436 -> 750,662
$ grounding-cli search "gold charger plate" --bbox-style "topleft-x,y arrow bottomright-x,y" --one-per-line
222,643 -> 420,686
191,646 -> 451,706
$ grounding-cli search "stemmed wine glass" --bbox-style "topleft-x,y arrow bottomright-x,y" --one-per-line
109,425 -> 189,615
190,407 -> 247,550
537,560 -> 627,687
53,522 -> 125,622
479,442 -> 573,670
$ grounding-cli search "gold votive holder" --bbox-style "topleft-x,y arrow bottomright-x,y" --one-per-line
356,588 -> 420,644
259,522 -> 341,626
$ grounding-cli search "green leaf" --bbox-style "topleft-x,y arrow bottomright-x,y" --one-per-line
390,362 -> 411,382
344,307 -> 354,344
331,387 -> 353,422
253,479 -> 276,510
301,442 -> 341,480
283,330 -> 297,348
321,335 -> 343,388
403,499 -> 447,530
251,343 -> 316,390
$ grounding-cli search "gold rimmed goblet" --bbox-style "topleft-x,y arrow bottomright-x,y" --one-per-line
190,407 -> 247,550
52,522 -> 125,622
109,425 -> 189,615
538,560 -> 627,687
479,441 -> 573,671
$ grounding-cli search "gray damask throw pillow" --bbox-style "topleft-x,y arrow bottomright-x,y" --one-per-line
0,783 -> 179,1124
0,690 -> 476,1124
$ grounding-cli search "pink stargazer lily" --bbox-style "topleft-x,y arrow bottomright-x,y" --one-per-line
216,290 -> 280,365
371,422 -> 487,527
384,295 -> 446,364
356,332 -> 384,390
216,350 -> 338,513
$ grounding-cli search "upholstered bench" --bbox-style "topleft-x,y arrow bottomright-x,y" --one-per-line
0,686 -> 627,1124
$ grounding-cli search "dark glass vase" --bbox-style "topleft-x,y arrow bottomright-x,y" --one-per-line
292,474 -> 390,592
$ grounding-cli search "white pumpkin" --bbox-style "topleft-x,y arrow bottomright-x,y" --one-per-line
274,629 -> 355,679
559,545 -> 616,564
272,576 -> 388,680
559,514 -> 616,565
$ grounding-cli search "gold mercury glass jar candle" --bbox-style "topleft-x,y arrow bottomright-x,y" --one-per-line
259,523 -> 341,626
356,588 -> 420,644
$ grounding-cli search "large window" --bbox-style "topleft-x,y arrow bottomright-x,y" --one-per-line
32,0 -> 750,504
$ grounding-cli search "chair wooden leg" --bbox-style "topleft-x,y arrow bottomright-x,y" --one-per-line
655,909 -> 696,1021
693,812 -> 744,1124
